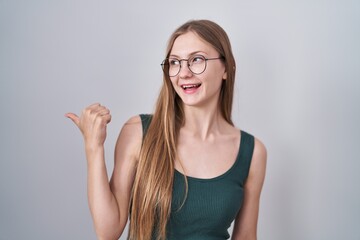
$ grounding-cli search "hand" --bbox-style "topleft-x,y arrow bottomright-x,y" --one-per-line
65,103 -> 112,148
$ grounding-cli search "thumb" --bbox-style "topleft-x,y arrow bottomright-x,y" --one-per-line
65,112 -> 80,127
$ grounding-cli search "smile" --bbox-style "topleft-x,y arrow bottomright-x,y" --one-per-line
181,84 -> 202,90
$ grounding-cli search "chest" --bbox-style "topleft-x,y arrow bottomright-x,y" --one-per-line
175,134 -> 240,179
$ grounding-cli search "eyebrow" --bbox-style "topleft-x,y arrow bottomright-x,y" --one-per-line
169,51 -> 207,58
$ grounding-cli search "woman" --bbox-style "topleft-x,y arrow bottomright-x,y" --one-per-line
66,19 -> 267,240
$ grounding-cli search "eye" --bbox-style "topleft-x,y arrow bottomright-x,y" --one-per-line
169,58 -> 180,66
191,55 -> 205,64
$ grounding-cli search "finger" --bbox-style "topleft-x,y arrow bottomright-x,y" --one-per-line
87,103 -> 102,110
65,113 -> 80,127
97,108 -> 110,116
95,112 -> 111,124
87,104 -> 108,116
105,114 -> 111,124
83,103 -> 101,115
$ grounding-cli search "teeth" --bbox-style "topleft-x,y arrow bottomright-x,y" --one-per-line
182,84 -> 200,89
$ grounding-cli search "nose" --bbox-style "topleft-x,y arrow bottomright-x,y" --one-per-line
178,60 -> 193,78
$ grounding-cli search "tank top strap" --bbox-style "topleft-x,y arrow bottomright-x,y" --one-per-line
139,114 -> 153,138
233,130 -> 255,185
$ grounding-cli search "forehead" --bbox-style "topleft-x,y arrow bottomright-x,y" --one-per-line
170,31 -> 218,57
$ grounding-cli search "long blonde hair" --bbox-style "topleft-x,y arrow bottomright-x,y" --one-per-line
129,19 -> 236,240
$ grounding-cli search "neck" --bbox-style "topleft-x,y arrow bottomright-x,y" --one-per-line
182,104 -> 230,140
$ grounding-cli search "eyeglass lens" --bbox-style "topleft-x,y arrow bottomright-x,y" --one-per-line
164,55 -> 207,77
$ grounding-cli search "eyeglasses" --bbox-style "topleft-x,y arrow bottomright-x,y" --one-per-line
161,55 -> 223,77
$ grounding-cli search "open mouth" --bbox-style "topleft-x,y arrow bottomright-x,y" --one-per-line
181,83 -> 202,90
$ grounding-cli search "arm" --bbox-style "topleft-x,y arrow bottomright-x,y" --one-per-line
88,115 -> 142,239
66,104 -> 142,239
109,115 -> 142,237
231,138 -> 267,240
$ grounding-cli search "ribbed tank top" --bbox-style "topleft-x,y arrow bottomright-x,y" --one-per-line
139,114 -> 254,240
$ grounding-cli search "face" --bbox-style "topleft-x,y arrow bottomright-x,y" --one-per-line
168,31 -> 227,108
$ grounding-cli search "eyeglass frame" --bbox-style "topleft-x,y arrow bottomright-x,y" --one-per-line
160,54 -> 224,77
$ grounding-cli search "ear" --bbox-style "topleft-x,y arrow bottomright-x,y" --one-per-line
222,70 -> 227,80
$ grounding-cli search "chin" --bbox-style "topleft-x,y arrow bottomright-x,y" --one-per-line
180,98 -> 206,108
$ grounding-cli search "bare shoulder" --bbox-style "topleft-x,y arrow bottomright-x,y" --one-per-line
112,115 -> 143,177
115,115 -> 143,161
124,115 -> 143,125
247,137 -> 267,192
252,137 -> 267,168
122,115 -> 143,131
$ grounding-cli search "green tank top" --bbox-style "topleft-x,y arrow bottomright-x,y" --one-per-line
140,114 -> 254,240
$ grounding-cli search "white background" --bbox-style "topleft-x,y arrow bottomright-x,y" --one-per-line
0,0 -> 359,239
